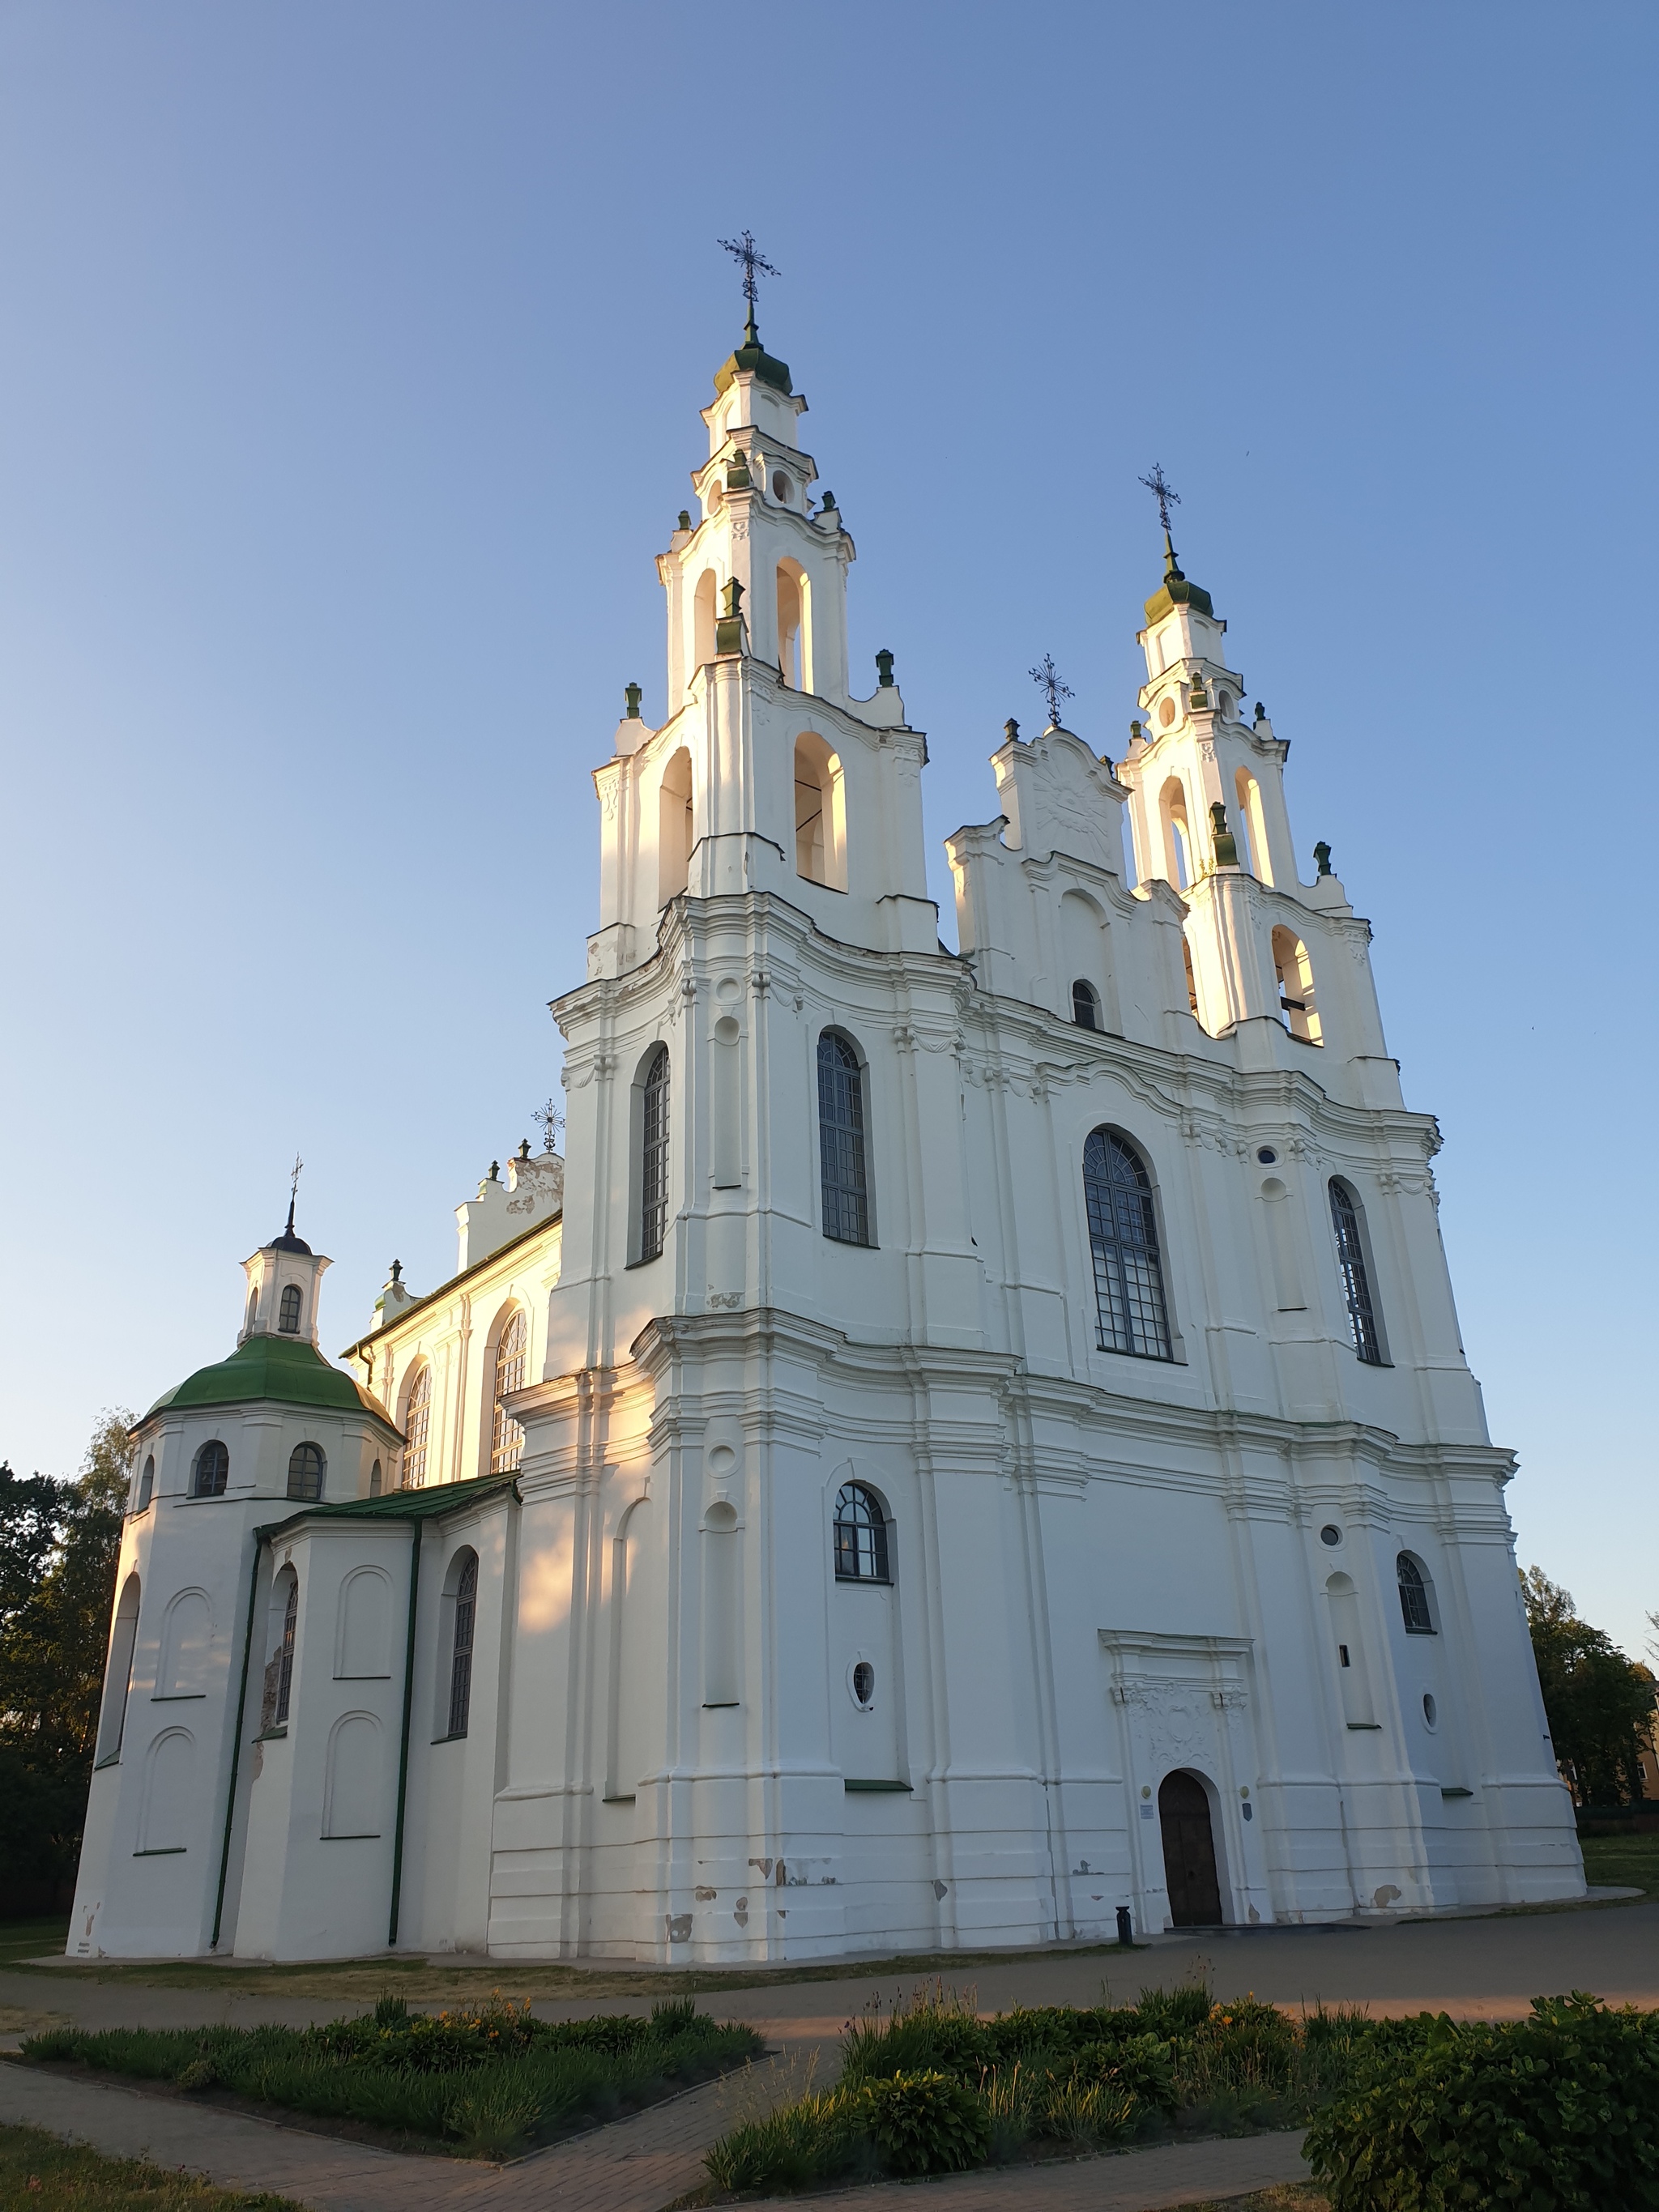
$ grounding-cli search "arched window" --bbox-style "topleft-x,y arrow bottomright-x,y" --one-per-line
639,1045 -> 670,1262
818,1032 -> 871,1247
1234,766 -> 1273,886
1397,1554 -> 1436,1634
275,1573 -> 298,1726
794,733 -> 846,888
693,569 -> 718,673
278,1283 -> 302,1334
1328,1180 -> 1384,1364
1082,1131 -> 1173,1360
287,1443 -> 325,1502
137,1454 -> 155,1511
447,1551 -> 478,1737
1272,926 -> 1322,1044
401,1363 -> 430,1489
192,1440 -> 229,1498
491,1310 -> 527,1475
1072,979 -> 1101,1031
1160,778 -> 1194,889
658,746 -> 693,905
776,560 -> 811,689
369,1460 -> 383,1498
834,1483 -> 889,1583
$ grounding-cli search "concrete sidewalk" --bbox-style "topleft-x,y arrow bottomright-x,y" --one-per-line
0,2063 -> 1311,2212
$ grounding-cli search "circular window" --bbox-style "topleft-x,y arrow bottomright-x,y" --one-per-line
1320,1524 -> 1342,1547
1256,1146 -> 1277,1165
852,1660 -> 875,1707
772,471 -> 789,502
1158,697 -> 1177,727
1422,1692 -> 1438,1728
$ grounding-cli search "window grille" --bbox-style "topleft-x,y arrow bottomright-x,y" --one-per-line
286,1443 -> 325,1502
278,1283 -> 302,1334
1328,1180 -> 1383,1364
1082,1131 -> 1173,1360
275,1575 -> 297,1726
1397,1554 -> 1435,1634
1073,980 -> 1101,1031
401,1366 -> 430,1489
818,1032 -> 871,1246
833,1482 -> 889,1582
193,1440 -> 229,1498
640,1045 -> 670,1261
448,1553 -> 478,1737
491,1310 -> 527,1474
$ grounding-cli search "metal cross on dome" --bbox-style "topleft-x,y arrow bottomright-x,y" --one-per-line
1139,462 -> 1181,535
533,1098 -> 563,1155
289,1153 -> 303,1207
719,230 -> 780,318
1029,653 -> 1074,729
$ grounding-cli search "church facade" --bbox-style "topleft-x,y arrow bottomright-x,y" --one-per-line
70,309 -> 1583,1963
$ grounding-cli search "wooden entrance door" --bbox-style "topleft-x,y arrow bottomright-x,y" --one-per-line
1158,1771 -> 1222,1926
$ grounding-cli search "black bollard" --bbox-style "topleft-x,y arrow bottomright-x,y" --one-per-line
1115,1904 -> 1133,1947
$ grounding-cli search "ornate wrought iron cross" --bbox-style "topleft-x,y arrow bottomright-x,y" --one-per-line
1029,653 -> 1074,728
533,1098 -> 563,1155
289,1153 -> 303,1207
1138,462 -> 1181,534
718,230 -> 779,318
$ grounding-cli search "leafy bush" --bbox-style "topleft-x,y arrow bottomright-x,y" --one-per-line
856,2069 -> 992,2176
840,1984 -> 994,2085
1306,1993 -> 1659,2211
22,1999 -> 762,2157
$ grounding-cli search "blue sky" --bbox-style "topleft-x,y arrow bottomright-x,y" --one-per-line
1,3 -> 1653,1658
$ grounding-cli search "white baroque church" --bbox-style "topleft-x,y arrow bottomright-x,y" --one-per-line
70,300 -> 1584,1963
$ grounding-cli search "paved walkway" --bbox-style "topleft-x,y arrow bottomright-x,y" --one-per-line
0,2063 -> 1309,2212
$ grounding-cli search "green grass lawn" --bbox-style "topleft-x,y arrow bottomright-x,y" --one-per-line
0,2123 -> 301,2212
0,1921 -> 70,1969
1579,1828 -> 1659,1896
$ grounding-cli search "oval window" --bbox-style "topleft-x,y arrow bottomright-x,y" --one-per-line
852,1660 -> 875,1707
772,471 -> 789,502
1158,697 -> 1177,727
1422,1692 -> 1438,1728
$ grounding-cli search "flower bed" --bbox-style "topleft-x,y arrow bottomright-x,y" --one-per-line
700,1981 -> 1659,2205
23,1993 -> 764,2159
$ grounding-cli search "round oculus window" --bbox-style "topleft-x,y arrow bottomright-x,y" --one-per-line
1256,1146 -> 1277,1165
772,471 -> 789,502
1320,1524 -> 1342,1547
852,1660 -> 875,1707
1158,697 -> 1177,727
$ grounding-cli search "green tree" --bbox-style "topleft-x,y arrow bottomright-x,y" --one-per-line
1521,1566 -> 1657,1806
0,1412 -> 132,1899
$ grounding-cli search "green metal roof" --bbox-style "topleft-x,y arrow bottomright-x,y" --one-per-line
262,1473 -> 517,1541
146,1333 -> 399,1431
714,315 -> 792,397
1143,533 -> 1214,624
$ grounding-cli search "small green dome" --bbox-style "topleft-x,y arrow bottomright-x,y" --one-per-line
146,1333 -> 396,1430
1143,532 -> 1214,624
714,315 -> 792,398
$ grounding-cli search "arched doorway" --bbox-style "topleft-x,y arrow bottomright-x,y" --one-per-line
1158,1771 -> 1222,1926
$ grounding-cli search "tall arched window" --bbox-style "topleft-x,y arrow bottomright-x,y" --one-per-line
279,1283 -> 302,1334
794,734 -> 846,888
369,1460 -> 383,1498
658,747 -> 693,905
275,1573 -> 298,1727
692,569 -> 718,673
491,1310 -> 527,1475
1328,1180 -> 1383,1365
1234,766 -> 1273,886
447,1551 -> 478,1737
1160,778 -> 1194,889
818,1032 -> 870,1246
639,1044 -> 670,1262
1397,1554 -> 1436,1634
137,1455 -> 155,1511
776,561 -> 804,688
401,1364 -> 431,1489
287,1443 -> 325,1502
833,1483 -> 889,1582
1082,1131 -> 1173,1360
192,1440 -> 229,1498
1072,979 -> 1102,1030
1272,926 -> 1322,1044
96,1573 -> 141,1765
